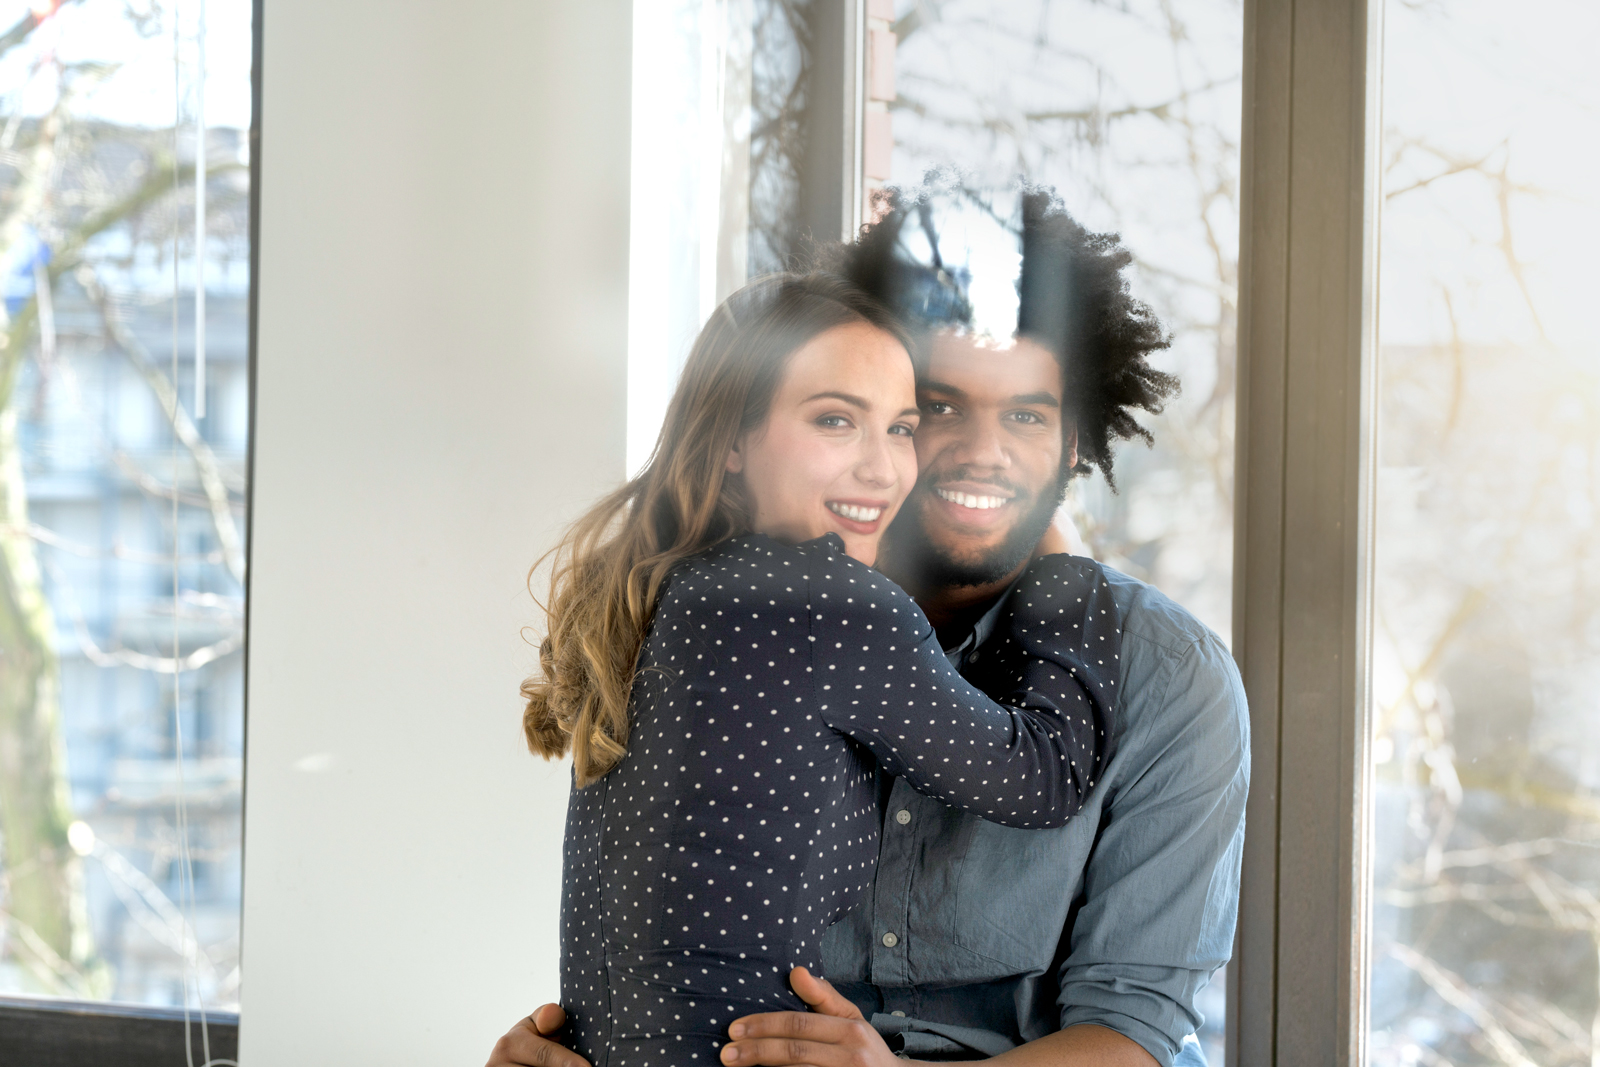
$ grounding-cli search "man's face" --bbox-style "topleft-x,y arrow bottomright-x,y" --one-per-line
889,331 -> 1075,587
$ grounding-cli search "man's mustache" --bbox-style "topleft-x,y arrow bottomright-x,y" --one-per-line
919,468 -> 1029,501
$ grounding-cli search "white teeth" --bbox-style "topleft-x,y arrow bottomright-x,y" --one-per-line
936,488 -> 1007,510
827,502 -> 884,523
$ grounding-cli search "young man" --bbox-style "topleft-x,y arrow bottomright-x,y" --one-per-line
487,186 -> 1248,1067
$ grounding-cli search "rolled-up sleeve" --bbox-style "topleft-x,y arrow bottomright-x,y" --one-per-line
1057,628 -> 1249,1066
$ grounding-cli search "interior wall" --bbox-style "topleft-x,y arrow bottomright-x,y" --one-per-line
242,3 -> 630,1062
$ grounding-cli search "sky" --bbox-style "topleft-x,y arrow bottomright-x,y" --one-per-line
0,0 -> 252,132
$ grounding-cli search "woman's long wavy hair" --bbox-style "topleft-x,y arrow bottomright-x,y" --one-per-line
522,272 -> 909,787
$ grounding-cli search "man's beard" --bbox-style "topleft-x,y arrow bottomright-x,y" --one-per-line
883,468 -> 1070,589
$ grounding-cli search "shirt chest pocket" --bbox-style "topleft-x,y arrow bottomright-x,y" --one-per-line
947,818 -> 1088,971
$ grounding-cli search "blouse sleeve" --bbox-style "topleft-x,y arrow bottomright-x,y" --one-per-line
799,537 -> 1116,829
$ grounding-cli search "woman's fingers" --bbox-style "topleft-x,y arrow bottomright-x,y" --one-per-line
787,966 -> 865,1020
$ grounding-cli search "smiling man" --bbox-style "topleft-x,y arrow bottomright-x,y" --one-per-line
486,185 -> 1247,1067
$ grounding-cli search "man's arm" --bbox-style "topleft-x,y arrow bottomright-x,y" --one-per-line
1054,625 -> 1248,1063
722,969 -> 1156,1067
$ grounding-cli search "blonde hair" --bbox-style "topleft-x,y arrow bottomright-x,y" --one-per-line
522,273 -> 909,787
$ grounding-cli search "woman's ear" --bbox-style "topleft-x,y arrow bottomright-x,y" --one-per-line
725,438 -> 745,474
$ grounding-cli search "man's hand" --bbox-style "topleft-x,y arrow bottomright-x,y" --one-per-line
719,967 -> 906,1067
485,1003 -> 592,1067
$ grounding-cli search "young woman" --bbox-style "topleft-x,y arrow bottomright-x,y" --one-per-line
523,273 -> 1115,1067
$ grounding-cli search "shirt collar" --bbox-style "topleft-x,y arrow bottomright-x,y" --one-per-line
941,570 -> 1027,670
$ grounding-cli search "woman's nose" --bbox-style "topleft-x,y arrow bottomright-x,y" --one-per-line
854,433 -> 899,488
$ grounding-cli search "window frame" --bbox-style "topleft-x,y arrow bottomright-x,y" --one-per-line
0,995 -> 240,1067
1229,0 -> 1382,1063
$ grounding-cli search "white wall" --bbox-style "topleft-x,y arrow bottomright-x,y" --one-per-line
242,3 -> 630,1062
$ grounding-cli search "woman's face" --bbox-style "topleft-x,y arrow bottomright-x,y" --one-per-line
728,321 -> 919,566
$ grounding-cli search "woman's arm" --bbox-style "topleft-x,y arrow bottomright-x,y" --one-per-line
802,542 -> 1117,829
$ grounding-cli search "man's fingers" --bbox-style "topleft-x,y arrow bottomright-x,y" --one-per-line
484,1015 -> 592,1067
787,967 -> 863,1020
729,1009 -> 854,1043
532,1003 -> 568,1035
720,1036 -> 839,1067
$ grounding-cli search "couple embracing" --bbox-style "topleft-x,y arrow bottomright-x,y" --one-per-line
489,185 -> 1249,1067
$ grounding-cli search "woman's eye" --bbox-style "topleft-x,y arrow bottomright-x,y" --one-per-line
816,414 -> 852,429
889,423 -> 916,437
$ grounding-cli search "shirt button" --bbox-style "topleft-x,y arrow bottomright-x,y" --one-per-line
891,1011 -> 906,1018
894,809 -> 911,825
881,931 -> 899,948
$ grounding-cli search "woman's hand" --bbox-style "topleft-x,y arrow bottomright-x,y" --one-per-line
485,1003 -> 592,1067
718,967 -> 911,1067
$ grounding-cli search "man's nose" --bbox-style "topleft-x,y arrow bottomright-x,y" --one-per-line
950,418 -> 1009,469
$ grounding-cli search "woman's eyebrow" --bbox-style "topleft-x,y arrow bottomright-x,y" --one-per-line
802,390 -> 870,407
898,406 -> 922,419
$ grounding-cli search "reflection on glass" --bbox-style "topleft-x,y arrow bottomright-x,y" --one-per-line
889,3 -> 1240,1060
0,0 -> 250,1009
1369,2 -> 1600,1064
627,0 -> 816,475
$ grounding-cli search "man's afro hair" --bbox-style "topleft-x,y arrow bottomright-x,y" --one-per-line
816,181 -> 1178,489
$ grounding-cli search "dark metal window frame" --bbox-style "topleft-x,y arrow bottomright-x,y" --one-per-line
0,995 -> 240,1067
0,0 -> 263,1056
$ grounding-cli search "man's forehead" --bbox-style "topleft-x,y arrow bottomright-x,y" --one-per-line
919,332 -> 1063,402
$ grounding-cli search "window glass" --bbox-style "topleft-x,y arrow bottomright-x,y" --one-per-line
888,4 -> 1240,1059
627,0 -> 813,475
0,0 -> 251,1011
1368,2 -> 1600,1063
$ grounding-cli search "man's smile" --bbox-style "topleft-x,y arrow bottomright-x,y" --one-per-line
926,480 -> 1022,530
934,487 -> 1008,510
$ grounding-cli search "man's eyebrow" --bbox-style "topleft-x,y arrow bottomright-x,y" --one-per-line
801,390 -> 870,407
1012,391 -> 1062,408
918,378 -> 967,398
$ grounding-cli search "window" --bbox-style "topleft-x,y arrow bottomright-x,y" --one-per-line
1367,2 -> 1600,1062
0,0 -> 252,1043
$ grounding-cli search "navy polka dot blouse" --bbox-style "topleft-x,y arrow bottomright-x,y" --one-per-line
559,533 -> 1117,1067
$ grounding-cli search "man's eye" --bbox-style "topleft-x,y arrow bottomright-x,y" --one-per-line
923,401 -> 954,416
1009,411 -> 1045,425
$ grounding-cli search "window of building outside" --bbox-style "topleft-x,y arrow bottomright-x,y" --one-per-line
0,0 -> 250,1015
1367,1 -> 1600,1063
883,2 -> 1240,1060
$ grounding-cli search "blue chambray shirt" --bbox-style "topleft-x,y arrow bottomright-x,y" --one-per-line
820,561 -> 1249,1066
